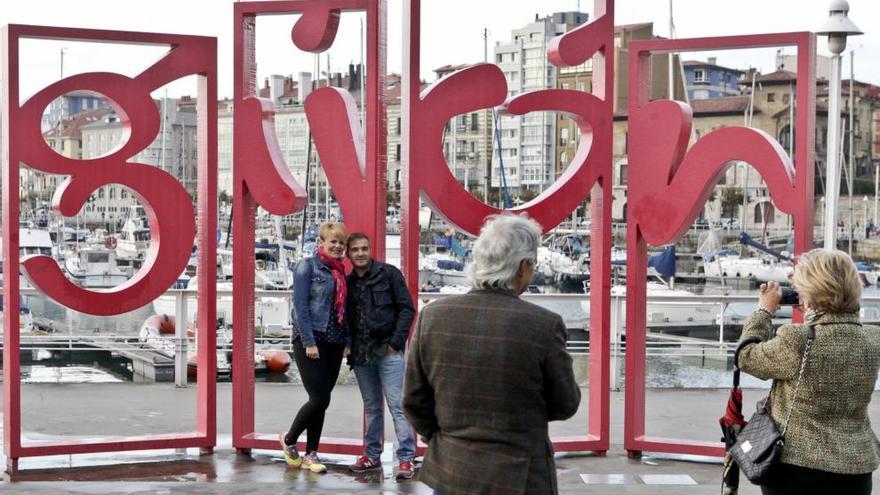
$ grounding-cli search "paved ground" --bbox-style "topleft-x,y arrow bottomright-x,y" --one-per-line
1,383 -> 879,493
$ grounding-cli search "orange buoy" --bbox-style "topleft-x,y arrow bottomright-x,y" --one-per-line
142,314 -> 175,334
257,350 -> 291,373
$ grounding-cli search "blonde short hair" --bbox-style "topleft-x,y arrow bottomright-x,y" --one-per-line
792,248 -> 861,313
319,222 -> 347,243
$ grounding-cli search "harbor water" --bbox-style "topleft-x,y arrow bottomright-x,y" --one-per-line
15,281 -> 880,389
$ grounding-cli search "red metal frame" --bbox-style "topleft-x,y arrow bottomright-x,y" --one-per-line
401,0 -> 614,454
231,0 -> 386,455
623,32 -> 816,458
1,25 -> 217,471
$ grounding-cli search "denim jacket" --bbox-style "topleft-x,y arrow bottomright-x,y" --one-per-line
292,256 -> 350,348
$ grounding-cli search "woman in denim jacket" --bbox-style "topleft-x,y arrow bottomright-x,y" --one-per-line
280,223 -> 351,473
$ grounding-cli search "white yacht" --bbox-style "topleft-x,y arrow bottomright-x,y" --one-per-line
703,253 -> 792,283
1,228 -> 56,290
64,246 -> 130,288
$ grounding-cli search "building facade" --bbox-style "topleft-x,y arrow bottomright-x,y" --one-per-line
78,98 -> 198,225
682,58 -> 744,100
492,11 -> 589,194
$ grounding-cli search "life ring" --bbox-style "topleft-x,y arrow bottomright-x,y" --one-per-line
255,259 -> 267,271
257,350 -> 291,373
104,236 -> 118,250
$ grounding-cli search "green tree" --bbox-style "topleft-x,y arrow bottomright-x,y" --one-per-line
518,188 -> 538,203
721,187 -> 744,218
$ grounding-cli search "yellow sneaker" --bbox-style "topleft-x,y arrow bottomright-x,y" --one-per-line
301,452 -> 327,473
278,433 -> 301,468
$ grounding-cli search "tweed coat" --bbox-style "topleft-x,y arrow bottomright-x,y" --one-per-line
738,310 -> 880,474
403,289 -> 581,495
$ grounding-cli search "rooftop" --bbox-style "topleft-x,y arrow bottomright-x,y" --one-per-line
690,95 -> 751,115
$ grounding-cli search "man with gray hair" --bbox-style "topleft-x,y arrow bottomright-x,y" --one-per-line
404,214 -> 581,495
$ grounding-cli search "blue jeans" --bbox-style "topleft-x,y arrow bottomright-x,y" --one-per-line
353,351 -> 415,461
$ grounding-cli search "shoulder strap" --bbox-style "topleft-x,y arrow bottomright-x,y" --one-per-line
781,323 -> 816,436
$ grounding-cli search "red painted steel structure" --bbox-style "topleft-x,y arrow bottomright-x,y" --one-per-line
1,25 -> 218,471
623,32 -> 816,458
401,0 -> 614,453
232,0 -> 386,455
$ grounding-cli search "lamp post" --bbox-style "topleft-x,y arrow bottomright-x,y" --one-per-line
817,0 -> 862,249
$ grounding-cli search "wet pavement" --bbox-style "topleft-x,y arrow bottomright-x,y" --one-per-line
2,383 -> 879,493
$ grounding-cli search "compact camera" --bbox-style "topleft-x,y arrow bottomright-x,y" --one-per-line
779,287 -> 800,305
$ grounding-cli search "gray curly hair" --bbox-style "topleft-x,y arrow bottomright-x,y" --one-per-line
469,214 -> 542,290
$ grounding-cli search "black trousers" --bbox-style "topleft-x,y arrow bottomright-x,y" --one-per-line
285,341 -> 344,453
760,463 -> 872,495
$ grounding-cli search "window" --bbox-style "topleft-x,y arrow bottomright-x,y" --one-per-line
396,117 -> 401,135
560,127 -> 570,146
619,164 -> 628,185
395,144 -> 401,162
471,113 -> 479,131
693,69 -> 707,83
782,93 -> 790,104
693,89 -> 710,100
779,125 -> 792,150
576,82 -> 586,92
88,253 -> 110,263
767,93 -> 776,103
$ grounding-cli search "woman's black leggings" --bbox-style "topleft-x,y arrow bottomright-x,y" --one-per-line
760,463 -> 872,495
285,341 -> 345,453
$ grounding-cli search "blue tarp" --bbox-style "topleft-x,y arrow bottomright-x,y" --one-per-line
609,245 -> 676,278
648,245 -> 676,278
437,259 -> 464,271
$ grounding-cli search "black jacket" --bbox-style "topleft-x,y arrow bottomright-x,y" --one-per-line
346,260 -> 415,352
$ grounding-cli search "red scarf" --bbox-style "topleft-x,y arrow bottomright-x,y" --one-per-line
317,245 -> 347,325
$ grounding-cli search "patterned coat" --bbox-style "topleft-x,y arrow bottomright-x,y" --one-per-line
403,289 -> 581,495
738,311 -> 880,474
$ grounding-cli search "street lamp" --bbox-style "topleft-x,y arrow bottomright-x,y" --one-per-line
817,0 -> 862,249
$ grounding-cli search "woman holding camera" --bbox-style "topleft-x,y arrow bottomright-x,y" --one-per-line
737,249 -> 880,494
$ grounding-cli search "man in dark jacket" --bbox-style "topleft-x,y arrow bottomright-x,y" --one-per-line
345,232 -> 417,479
404,214 -> 581,495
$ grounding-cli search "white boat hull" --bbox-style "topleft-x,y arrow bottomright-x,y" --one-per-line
704,257 -> 792,283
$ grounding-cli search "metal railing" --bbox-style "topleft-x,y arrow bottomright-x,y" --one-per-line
12,287 -> 880,390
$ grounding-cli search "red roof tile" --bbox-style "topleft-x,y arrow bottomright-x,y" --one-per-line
690,96 -> 751,115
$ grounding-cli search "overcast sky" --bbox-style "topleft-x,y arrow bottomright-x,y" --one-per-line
2,0 -> 879,101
